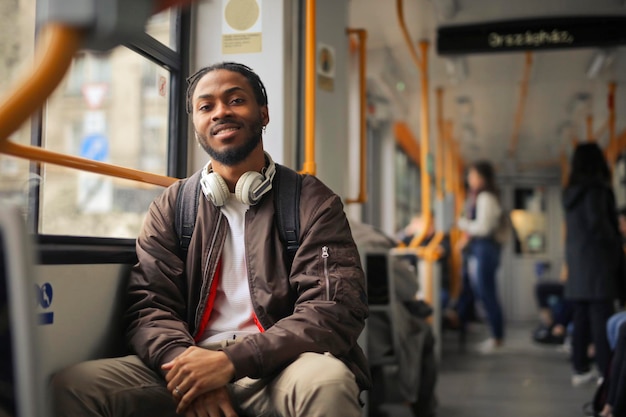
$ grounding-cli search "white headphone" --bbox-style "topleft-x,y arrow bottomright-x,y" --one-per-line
200,152 -> 276,207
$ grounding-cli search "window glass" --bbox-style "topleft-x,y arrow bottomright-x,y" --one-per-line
39,167 -> 162,238
0,1 -> 36,213
510,187 -> 548,255
41,47 -> 171,237
394,147 -> 421,233
146,8 -> 176,51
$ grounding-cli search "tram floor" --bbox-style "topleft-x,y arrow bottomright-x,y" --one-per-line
376,322 -> 598,417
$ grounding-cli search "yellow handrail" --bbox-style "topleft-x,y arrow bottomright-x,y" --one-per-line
396,1 -> 432,245
394,122 -> 421,166
300,0 -> 317,176
435,87 -> 444,200
408,40 -> 432,249
0,24 -> 82,142
345,28 -> 368,204
508,51 -> 533,157
0,24 -> 177,188
443,120 -> 454,194
396,0 -> 422,69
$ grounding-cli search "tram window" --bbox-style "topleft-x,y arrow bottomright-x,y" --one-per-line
1,4 -> 189,238
146,8 -> 177,51
40,49 -> 171,238
510,187 -> 547,255
39,168 -> 162,238
0,1 -> 35,210
394,147 -> 420,233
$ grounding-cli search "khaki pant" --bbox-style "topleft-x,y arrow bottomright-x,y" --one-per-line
51,350 -> 361,417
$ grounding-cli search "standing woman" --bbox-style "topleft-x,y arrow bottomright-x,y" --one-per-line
457,160 -> 505,354
563,143 -> 621,386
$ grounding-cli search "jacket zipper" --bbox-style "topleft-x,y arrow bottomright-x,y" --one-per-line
322,246 -> 330,300
195,211 -> 223,331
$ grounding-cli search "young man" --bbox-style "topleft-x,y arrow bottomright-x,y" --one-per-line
52,62 -> 370,417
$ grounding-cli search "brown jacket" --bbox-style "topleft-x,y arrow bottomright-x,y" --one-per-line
124,171 -> 371,390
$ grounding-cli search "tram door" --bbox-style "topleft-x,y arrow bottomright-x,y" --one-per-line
499,178 -> 565,322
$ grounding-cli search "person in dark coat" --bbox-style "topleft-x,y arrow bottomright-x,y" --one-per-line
563,142 -> 623,386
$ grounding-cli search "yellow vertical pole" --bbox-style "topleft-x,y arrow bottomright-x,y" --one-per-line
301,0 -> 317,175
444,121 -> 454,194
345,29 -> 368,204
435,87 -> 445,200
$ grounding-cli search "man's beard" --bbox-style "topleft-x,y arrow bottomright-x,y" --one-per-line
195,120 -> 263,166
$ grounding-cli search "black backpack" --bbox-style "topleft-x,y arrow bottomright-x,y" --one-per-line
174,164 -> 303,270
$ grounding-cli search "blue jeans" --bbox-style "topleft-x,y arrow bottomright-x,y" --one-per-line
607,311 -> 626,350
458,238 -> 504,340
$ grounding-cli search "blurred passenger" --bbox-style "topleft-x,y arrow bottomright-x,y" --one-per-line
531,263 -> 573,345
532,279 -> 573,345
350,220 -> 437,417
456,160 -> 506,354
563,143 -> 623,386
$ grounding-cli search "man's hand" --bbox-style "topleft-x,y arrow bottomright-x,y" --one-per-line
184,387 -> 238,417
162,347 -> 236,414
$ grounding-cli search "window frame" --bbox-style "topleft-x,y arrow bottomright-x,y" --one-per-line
26,5 -> 191,242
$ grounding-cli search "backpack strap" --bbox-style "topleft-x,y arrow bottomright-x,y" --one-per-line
175,169 -> 202,255
274,164 -> 302,269
175,164 -> 303,269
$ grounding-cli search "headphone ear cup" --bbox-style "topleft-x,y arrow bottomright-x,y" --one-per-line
235,171 -> 264,205
202,171 -> 230,207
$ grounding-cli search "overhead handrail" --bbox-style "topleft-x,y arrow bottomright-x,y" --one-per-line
345,28 -> 368,205
300,0 -> 317,176
508,51 -> 533,157
396,0 -> 423,69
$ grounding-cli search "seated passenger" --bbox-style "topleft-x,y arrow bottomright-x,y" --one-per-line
532,267 -> 573,345
51,62 -> 369,417
351,220 -> 437,417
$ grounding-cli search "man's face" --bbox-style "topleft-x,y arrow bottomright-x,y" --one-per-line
191,69 -> 269,166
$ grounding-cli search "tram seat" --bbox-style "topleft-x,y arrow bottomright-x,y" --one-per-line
363,250 -> 402,367
36,260 -> 134,383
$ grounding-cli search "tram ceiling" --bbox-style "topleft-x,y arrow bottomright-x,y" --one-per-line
349,0 -> 626,169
